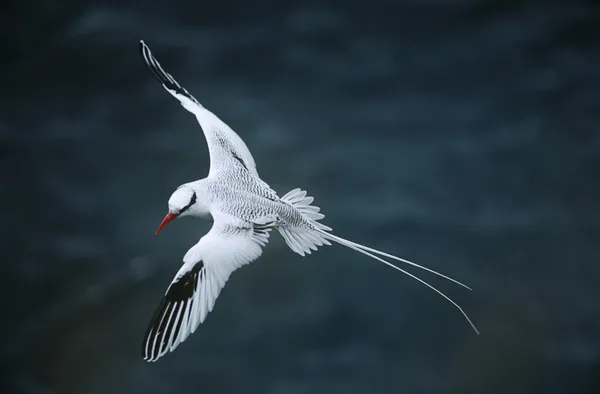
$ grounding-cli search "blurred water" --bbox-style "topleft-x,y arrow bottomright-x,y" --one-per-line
2,1 -> 600,394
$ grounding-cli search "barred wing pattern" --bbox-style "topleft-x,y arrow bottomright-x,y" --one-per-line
142,217 -> 270,362
140,40 -> 264,181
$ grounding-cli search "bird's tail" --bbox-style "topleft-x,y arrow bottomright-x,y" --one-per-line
277,188 -> 333,256
279,188 -> 479,335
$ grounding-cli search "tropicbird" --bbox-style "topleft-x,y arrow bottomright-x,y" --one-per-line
139,40 -> 479,362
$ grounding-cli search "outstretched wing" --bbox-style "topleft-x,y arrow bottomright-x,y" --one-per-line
139,40 -> 262,179
141,216 -> 271,362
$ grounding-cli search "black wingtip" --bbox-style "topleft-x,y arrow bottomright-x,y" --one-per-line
141,262 -> 204,362
138,41 -> 202,107
139,40 -> 147,61
139,40 -> 147,55
139,40 -> 171,86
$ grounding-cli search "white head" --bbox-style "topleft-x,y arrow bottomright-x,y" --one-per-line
155,185 -> 206,234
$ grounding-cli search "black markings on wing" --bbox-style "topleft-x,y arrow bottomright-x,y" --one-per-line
231,151 -> 249,171
216,135 -> 250,171
142,261 -> 204,362
139,40 -> 201,106
263,190 -> 279,201
253,220 -> 275,234
243,220 -> 275,246
141,41 -> 273,187
253,221 -> 273,230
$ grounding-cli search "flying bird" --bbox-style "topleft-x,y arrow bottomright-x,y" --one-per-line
139,40 -> 479,362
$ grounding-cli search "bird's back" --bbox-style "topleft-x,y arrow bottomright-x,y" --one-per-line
202,170 -> 312,229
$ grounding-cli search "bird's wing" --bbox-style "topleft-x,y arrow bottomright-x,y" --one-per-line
141,214 -> 271,362
139,40 -> 266,182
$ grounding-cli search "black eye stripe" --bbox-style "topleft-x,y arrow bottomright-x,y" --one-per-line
180,192 -> 197,213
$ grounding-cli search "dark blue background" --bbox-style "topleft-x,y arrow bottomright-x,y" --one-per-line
2,1 -> 599,393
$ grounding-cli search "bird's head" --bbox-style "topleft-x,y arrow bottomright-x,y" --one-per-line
155,185 -> 199,235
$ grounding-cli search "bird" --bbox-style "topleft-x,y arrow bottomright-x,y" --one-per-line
138,40 -> 479,362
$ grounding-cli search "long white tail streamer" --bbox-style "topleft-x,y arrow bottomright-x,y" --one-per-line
318,229 -> 480,334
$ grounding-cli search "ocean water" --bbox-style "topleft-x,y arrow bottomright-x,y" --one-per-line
2,1 -> 600,393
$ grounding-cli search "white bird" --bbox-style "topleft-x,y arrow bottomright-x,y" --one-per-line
139,40 -> 479,362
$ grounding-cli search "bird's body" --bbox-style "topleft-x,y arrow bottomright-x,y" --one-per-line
138,41 -> 478,363
187,177 -> 322,234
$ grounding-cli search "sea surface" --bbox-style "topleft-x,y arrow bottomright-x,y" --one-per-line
2,1 -> 600,393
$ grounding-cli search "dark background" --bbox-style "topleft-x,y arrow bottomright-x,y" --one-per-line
2,1 -> 600,393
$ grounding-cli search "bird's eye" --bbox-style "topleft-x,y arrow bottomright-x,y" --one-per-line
180,192 -> 197,213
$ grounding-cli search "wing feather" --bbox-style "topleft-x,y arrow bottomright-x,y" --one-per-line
141,218 -> 270,362
139,40 -> 263,179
